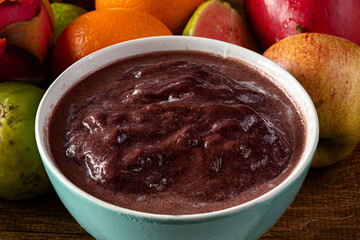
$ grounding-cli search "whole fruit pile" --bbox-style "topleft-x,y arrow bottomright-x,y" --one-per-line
0,0 -> 359,200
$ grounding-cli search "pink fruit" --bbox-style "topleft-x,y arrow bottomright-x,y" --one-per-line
183,0 -> 258,52
244,0 -> 360,51
0,0 -> 54,84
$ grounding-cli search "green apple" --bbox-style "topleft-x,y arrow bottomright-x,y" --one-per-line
263,33 -> 360,168
0,82 -> 51,200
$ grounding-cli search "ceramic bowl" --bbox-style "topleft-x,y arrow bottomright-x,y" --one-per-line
35,36 -> 319,240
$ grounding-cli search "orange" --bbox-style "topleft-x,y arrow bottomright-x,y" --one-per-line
95,0 -> 205,34
50,8 -> 172,77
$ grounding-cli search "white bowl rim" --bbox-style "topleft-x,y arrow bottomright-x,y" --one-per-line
36,36 -> 319,222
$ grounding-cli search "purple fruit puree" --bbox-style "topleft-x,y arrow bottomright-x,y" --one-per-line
48,51 -> 305,215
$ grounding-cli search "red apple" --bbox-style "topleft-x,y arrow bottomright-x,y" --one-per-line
244,0 -> 360,51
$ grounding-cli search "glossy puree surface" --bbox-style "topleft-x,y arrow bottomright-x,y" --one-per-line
48,51 -> 305,214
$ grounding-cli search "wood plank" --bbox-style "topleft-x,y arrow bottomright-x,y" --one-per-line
0,190 -> 87,235
0,231 -> 92,240
262,146 -> 360,239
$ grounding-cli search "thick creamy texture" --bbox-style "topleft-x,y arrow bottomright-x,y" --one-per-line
49,51 -> 305,215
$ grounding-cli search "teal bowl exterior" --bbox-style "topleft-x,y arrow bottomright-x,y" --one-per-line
36,36 -> 319,240
43,159 -> 311,240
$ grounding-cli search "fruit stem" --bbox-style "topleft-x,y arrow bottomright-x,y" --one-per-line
296,25 -> 303,34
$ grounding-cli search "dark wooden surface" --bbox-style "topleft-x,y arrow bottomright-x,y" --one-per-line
1,0 -> 359,239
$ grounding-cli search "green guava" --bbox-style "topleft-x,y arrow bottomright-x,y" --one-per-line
0,82 -> 51,200
51,2 -> 87,40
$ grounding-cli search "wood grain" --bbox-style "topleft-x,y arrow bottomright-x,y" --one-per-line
262,145 -> 360,239
1,0 -> 358,239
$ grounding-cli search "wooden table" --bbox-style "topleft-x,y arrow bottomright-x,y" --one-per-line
1,0 -> 359,239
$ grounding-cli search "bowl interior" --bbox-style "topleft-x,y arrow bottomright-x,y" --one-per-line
35,36 -> 319,220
